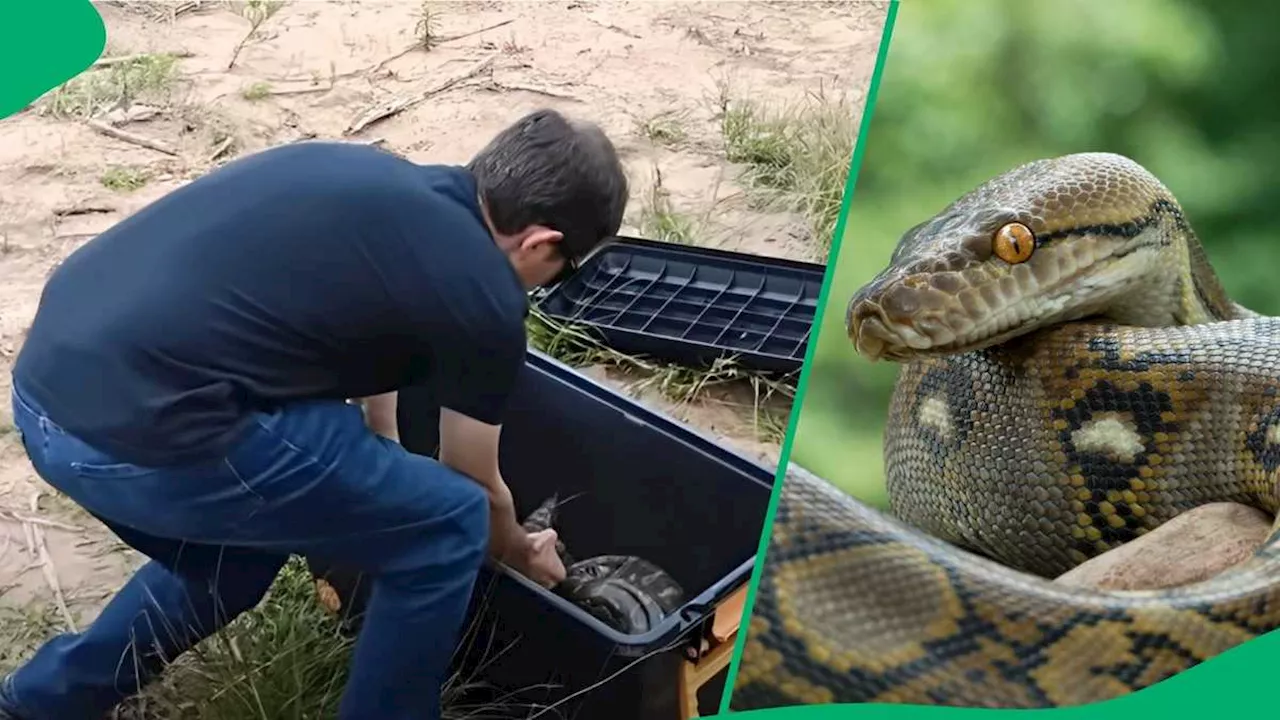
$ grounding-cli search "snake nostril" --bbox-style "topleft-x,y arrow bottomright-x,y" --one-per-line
846,299 -> 870,334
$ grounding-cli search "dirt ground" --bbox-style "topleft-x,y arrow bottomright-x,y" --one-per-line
0,0 -> 885,644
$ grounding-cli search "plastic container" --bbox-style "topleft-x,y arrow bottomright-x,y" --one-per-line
534,235 -> 826,375
311,350 -> 775,718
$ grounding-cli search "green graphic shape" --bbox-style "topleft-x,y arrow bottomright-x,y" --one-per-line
0,1 -> 106,119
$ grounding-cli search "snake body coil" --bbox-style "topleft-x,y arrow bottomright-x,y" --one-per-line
730,153 -> 1280,709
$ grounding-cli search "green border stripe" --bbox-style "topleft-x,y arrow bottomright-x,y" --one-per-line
0,1 -> 105,120
717,1 -> 902,712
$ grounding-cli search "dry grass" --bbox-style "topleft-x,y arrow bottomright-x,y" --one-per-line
719,86 -> 858,254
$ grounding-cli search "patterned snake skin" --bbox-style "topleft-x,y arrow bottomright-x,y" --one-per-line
729,153 -> 1280,709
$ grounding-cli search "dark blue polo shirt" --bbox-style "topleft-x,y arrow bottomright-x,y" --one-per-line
13,141 -> 529,467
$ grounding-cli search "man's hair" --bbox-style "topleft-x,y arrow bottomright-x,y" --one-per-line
468,109 -> 629,261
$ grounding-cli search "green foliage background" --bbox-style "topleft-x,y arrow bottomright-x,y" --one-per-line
790,0 -> 1280,507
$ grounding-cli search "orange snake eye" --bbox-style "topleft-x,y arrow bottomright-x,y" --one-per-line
993,222 -> 1036,264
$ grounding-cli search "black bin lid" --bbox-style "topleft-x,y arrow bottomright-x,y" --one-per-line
534,235 -> 826,375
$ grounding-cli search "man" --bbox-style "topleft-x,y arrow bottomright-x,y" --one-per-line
0,108 -> 629,720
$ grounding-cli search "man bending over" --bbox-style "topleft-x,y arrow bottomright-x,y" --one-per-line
0,108 -> 628,720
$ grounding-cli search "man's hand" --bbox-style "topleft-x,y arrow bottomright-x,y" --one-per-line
519,528 -> 567,588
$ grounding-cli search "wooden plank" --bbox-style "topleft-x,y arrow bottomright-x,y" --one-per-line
711,584 -> 748,642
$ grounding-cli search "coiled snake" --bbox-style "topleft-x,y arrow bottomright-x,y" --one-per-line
729,153 -> 1280,709
311,494 -> 685,636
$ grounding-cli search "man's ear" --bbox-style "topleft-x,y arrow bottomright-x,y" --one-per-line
518,226 -> 565,255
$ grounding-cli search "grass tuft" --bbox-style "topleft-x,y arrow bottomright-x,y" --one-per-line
526,307 -> 794,440
720,88 -> 858,253
241,82 -> 272,101
636,167 -> 698,245
41,54 -> 179,119
101,166 -> 151,192
0,558 -> 534,719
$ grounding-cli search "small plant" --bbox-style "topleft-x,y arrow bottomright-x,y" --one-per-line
100,166 -> 150,192
241,81 -> 272,101
500,33 -> 528,55
226,0 -> 286,69
414,1 -> 438,51
637,167 -> 697,245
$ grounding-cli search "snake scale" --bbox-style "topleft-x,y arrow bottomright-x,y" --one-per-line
729,153 -> 1280,709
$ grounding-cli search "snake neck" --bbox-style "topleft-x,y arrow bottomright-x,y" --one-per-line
1182,227 -> 1253,322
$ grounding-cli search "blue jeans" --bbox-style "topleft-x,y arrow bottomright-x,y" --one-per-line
4,384 -> 490,720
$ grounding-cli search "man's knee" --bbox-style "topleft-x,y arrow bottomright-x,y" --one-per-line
450,477 -> 490,565
390,467 -> 490,582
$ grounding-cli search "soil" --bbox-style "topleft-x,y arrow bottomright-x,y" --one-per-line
0,0 -> 886,640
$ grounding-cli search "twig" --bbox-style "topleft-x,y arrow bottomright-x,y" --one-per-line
86,118 -> 179,156
207,137 -> 235,163
92,51 -> 194,69
53,204 -> 115,217
586,16 -> 642,39
23,492 -> 76,631
265,85 -> 332,97
21,518 -> 35,559
0,511 -> 83,533
437,18 -> 517,46
371,19 -> 516,74
345,54 -> 497,135
168,1 -> 206,19
481,80 -> 580,101
32,526 -> 77,632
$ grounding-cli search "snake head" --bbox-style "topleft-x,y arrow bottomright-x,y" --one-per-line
846,152 -> 1195,362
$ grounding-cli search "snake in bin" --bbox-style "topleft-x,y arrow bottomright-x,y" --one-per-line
312,493 -> 686,636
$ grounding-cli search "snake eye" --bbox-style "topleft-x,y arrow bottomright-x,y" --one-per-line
993,222 -> 1036,264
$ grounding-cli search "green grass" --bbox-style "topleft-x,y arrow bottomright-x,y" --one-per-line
241,82 -> 272,101
41,53 -> 179,119
526,307 -> 794,441
635,167 -> 699,245
1,558 -> 528,719
101,166 -> 151,192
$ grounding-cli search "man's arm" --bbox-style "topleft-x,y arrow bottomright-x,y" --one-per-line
436,407 -> 532,567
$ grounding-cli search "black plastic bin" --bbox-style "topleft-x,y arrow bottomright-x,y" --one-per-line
313,350 -> 775,719
534,235 -> 826,375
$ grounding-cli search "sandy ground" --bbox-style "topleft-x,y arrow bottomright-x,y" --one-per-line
0,0 -> 885,645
